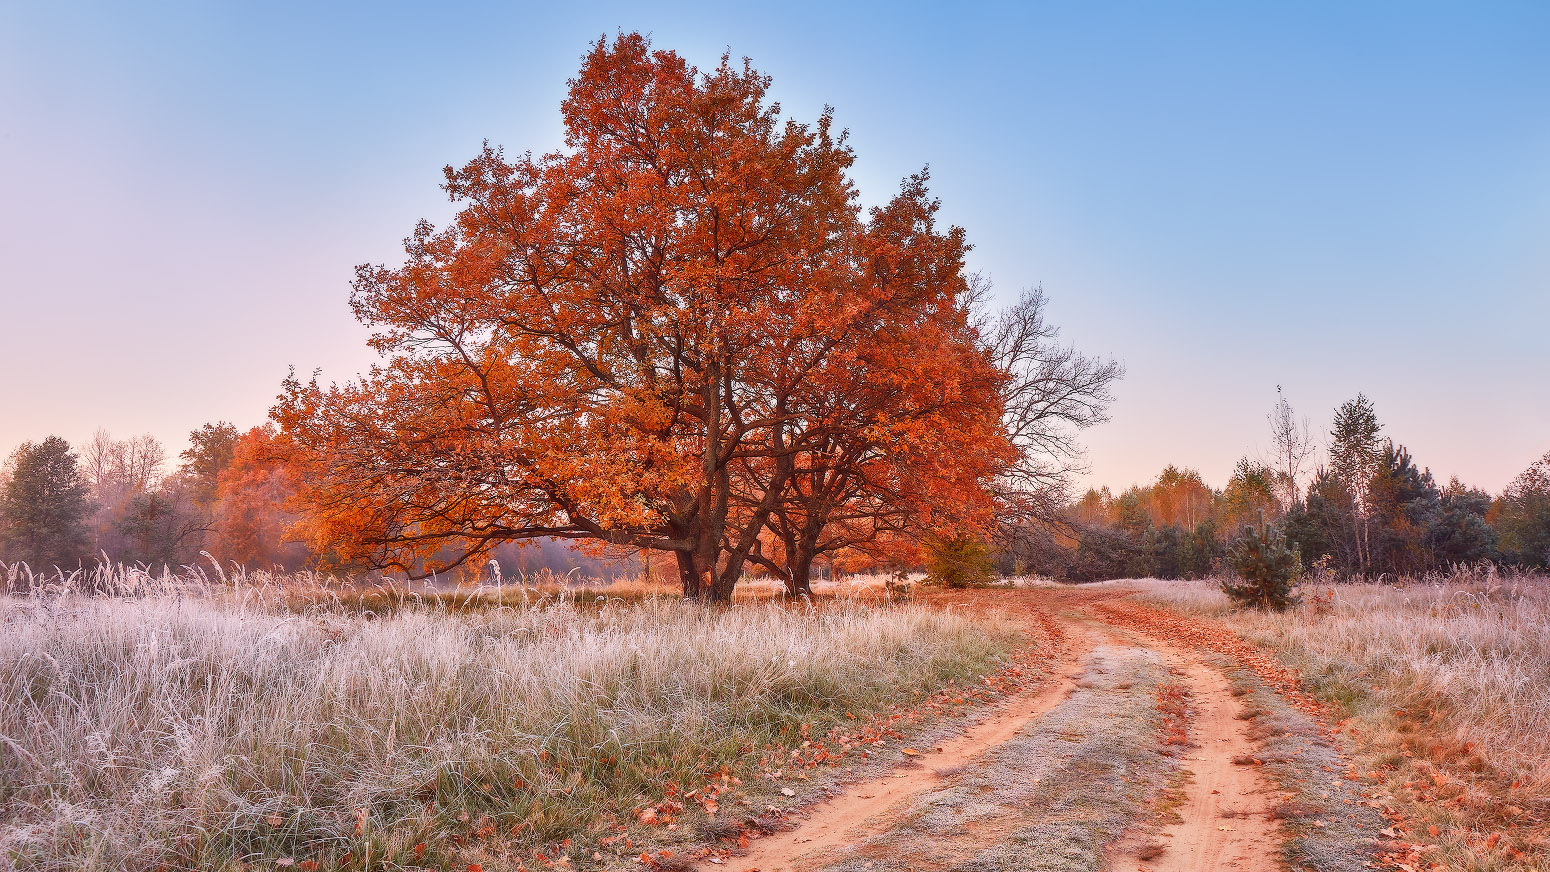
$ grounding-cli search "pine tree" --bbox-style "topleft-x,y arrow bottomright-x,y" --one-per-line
0,436 -> 92,571
179,421 -> 241,509
1328,394 -> 1382,573
1496,452 -> 1550,567
1223,516 -> 1300,611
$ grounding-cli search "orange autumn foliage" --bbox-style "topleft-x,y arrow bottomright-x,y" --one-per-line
273,33 -> 1011,599
208,425 -> 309,571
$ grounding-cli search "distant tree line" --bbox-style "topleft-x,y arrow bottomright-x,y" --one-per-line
0,424 -> 313,579
6,390 -> 1542,587
1011,392 -> 1550,581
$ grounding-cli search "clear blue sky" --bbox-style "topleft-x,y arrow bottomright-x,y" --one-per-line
2,1 -> 1546,493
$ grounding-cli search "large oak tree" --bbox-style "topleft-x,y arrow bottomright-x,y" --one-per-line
275,34 -> 1009,599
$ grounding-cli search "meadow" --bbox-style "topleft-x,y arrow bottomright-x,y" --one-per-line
0,564 -> 1020,871
8,560 -> 1550,871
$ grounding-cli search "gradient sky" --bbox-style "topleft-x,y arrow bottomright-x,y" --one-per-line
2,1 -> 1546,494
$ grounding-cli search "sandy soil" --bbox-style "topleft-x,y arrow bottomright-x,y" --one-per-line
1112,656 -> 1281,872
700,590 -> 1306,872
716,628 -> 1094,872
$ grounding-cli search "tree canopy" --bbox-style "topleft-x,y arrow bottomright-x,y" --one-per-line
0,436 -> 91,571
274,34 -> 1029,599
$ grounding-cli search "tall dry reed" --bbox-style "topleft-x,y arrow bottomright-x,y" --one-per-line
0,569 -> 1015,871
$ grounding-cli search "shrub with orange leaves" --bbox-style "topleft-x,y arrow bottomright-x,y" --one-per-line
207,425 -> 313,571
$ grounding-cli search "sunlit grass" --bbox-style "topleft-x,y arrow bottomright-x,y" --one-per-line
0,564 -> 1019,871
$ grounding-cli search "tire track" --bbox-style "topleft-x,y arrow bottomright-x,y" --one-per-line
713,624 -> 1093,872
1112,655 -> 1281,872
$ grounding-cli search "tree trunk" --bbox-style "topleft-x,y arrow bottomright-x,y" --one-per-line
709,563 -> 738,602
676,370 -> 794,604
785,546 -> 814,597
682,353 -> 729,602
677,548 -> 743,602
785,511 -> 827,597
677,550 -> 703,598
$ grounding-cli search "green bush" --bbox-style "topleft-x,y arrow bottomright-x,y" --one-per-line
1223,520 -> 1300,611
925,534 -> 997,588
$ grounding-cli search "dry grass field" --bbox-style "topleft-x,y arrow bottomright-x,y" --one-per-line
8,562 -> 1550,872
0,565 -> 1023,871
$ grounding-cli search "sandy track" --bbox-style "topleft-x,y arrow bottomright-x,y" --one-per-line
1043,588 -> 1287,871
1112,655 -> 1281,872
713,626 -> 1093,872
705,592 -> 1293,872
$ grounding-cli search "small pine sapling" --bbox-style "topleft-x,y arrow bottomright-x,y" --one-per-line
1223,516 -> 1301,611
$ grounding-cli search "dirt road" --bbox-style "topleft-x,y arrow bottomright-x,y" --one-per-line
700,588 -> 1380,872
1111,657 -> 1280,872
719,627 -> 1094,872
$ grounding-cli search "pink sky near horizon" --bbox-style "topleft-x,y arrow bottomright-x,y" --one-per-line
2,3 -> 1546,496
